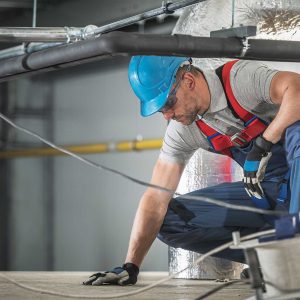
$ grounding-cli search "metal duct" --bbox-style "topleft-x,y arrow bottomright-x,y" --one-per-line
168,0 -> 300,280
0,32 -> 300,83
170,153 -> 244,279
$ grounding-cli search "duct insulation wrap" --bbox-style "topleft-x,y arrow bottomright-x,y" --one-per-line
169,0 -> 300,279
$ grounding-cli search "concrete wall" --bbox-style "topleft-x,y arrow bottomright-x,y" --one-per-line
52,58 -> 168,271
6,0 -> 300,273
8,57 -> 168,271
5,0 -> 173,271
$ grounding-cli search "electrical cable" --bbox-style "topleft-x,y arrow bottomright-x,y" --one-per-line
0,112 -> 287,217
0,229 -> 275,299
194,279 -> 250,300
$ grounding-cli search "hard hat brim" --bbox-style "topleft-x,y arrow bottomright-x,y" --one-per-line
141,78 -> 174,117
141,89 -> 168,117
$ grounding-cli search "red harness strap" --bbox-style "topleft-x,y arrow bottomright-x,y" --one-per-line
196,60 -> 267,158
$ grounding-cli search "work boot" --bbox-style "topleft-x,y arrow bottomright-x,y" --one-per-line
240,267 -> 250,279
240,267 -> 266,292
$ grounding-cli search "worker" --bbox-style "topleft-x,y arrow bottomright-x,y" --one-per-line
83,56 -> 300,285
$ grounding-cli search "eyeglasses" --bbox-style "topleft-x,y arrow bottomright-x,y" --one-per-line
159,63 -> 191,114
159,77 -> 182,113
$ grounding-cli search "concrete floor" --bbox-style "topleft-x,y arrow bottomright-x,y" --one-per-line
0,272 -> 255,300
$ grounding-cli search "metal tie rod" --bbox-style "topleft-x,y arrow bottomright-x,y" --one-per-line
94,0 -> 206,35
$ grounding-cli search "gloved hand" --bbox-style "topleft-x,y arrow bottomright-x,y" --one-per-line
83,263 -> 139,286
243,136 -> 273,199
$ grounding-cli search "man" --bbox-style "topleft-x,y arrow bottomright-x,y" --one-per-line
84,56 -> 300,286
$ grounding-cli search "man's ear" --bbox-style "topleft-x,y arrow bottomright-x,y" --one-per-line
183,72 -> 195,90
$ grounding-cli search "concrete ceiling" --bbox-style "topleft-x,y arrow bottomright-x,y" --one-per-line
0,0 -> 49,21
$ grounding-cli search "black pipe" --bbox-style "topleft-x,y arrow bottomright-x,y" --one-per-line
0,31 -> 300,82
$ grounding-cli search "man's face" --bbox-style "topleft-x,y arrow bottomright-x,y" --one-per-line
160,75 -> 205,125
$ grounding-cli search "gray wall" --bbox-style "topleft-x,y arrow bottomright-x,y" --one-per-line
52,59 -> 168,271
9,58 -> 168,271
7,0 -> 300,273
5,0 -> 174,271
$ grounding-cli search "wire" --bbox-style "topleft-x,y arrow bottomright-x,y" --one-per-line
0,112 -> 287,217
0,229 -> 275,299
194,280 -> 249,300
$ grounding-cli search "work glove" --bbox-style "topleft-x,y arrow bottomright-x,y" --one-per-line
243,136 -> 273,199
83,263 -> 139,286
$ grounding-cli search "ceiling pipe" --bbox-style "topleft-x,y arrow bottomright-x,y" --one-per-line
0,31 -> 300,82
0,0 -> 204,43
0,138 -> 163,159
0,26 -> 97,43
0,0 -> 204,60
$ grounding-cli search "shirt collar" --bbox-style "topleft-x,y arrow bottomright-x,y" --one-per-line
201,69 -> 228,115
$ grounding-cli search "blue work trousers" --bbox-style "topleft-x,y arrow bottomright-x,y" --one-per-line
158,121 -> 300,263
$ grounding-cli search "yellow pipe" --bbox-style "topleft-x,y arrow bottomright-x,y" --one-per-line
0,139 -> 163,159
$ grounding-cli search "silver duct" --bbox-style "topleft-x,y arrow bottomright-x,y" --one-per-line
170,153 -> 244,279
169,0 -> 300,279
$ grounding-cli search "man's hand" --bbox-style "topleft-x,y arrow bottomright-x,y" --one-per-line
83,263 -> 139,286
243,136 -> 273,199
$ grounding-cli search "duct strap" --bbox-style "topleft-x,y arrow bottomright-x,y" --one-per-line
162,1 -> 175,14
21,54 -> 34,71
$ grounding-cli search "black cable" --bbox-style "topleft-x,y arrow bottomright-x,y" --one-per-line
194,280 -> 250,300
0,112 -> 287,217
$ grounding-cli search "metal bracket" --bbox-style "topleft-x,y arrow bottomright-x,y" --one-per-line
162,1 -> 174,14
210,25 -> 255,58
210,25 -> 257,39
240,37 -> 250,57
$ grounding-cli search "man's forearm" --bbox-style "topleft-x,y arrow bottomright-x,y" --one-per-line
124,158 -> 184,268
125,194 -> 169,267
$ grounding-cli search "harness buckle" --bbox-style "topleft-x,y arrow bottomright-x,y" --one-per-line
230,132 -> 249,147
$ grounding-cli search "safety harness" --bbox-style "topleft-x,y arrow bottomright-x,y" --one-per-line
169,61 -> 290,220
196,60 -> 267,158
194,60 -> 289,212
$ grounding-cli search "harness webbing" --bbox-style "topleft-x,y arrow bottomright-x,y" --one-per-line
196,60 -> 267,157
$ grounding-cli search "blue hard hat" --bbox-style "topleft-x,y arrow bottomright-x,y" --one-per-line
128,55 -> 190,117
